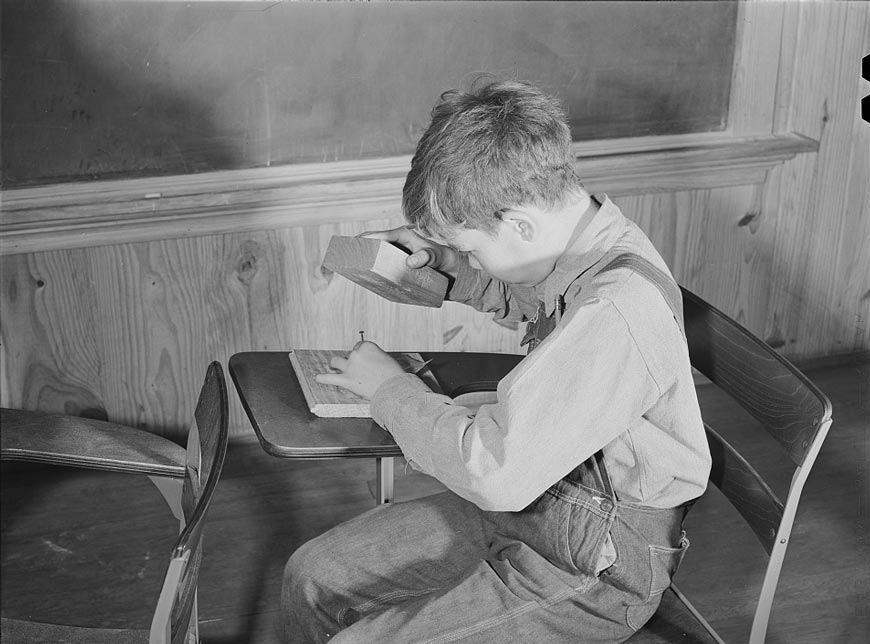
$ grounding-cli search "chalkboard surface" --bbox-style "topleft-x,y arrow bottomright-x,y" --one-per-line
1,1 -> 737,187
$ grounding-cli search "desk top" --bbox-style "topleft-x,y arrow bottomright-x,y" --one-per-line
228,351 -> 523,459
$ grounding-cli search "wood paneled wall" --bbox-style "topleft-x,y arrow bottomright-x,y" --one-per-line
1,1 -> 868,441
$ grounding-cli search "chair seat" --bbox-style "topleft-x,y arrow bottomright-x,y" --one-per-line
0,409 -> 186,478
1,363 -> 228,644
0,617 -> 149,644
626,588 -> 719,644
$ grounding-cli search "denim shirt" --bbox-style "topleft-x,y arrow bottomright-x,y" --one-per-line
371,197 -> 711,512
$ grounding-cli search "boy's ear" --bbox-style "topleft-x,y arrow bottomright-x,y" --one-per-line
503,212 -> 536,242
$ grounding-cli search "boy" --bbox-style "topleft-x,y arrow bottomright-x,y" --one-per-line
282,80 -> 711,643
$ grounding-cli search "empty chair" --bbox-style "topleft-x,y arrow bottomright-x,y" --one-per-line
0,361 -> 229,644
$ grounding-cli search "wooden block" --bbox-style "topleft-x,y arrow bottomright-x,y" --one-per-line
322,236 -> 448,307
289,349 -> 428,418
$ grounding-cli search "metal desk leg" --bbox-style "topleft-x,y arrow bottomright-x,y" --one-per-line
376,457 -> 395,504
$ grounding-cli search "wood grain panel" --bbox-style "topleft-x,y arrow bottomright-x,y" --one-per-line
0,251 -> 105,416
1,220 -> 529,440
88,241 -> 205,435
0,2 -> 866,441
614,185 -> 767,334
765,0 -> 870,359
728,0 -> 783,133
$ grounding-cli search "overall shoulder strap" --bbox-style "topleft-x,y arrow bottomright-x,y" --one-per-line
596,253 -> 685,336
563,253 -> 686,489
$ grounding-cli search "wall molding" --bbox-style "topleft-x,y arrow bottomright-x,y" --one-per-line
0,131 -> 817,256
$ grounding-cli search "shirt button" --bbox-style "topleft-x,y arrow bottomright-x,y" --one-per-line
600,499 -> 614,512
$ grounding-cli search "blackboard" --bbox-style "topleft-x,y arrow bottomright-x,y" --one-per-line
1,1 -> 738,188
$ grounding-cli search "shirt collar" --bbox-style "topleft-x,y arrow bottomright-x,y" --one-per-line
535,195 -> 625,316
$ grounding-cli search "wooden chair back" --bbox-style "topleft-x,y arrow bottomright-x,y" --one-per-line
378,288 -> 834,644
153,361 -> 229,644
666,288 -> 833,643
681,288 -> 832,548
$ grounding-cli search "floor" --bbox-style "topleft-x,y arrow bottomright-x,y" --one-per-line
2,356 -> 868,643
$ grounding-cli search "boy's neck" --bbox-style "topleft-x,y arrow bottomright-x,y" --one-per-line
550,191 -> 599,257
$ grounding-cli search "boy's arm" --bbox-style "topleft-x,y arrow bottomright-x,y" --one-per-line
370,297 -> 665,511
447,254 -> 534,328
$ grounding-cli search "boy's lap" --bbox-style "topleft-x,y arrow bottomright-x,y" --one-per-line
287,490 -> 648,643
330,556 -> 634,644
287,491 -> 490,592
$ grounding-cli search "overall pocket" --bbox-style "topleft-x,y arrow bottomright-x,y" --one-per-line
648,534 -> 689,596
562,481 -> 618,577
625,533 -> 690,630
488,477 -> 616,578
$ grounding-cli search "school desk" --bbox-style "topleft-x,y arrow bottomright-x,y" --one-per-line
228,351 -> 523,504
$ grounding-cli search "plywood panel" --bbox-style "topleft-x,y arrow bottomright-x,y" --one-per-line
0,251 -> 104,415
89,241 -> 209,434
765,1 -> 870,358
1,218 -> 525,440
1,1 -> 866,442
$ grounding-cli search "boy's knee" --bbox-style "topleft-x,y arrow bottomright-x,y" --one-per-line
282,537 -> 342,642
283,532 -> 354,609
283,538 -> 327,604
285,539 -> 314,579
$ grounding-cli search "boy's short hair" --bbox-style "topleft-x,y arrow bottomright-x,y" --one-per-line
402,79 -> 581,240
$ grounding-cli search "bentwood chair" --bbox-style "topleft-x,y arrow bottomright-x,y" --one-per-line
0,361 -> 229,644
627,289 -> 833,643
415,286 -> 832,642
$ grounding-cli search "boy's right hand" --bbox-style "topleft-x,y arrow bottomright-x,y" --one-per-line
360,226 -> 461,278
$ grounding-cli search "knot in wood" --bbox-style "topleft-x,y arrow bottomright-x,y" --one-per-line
237,249 -> 259,284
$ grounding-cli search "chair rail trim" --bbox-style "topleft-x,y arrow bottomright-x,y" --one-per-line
0,132 -> 818,256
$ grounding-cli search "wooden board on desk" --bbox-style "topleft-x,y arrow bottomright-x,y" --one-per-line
322,236 -> 448,308
289,349 -> 426,418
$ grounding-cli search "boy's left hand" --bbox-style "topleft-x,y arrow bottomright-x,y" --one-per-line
315,342 -> 406,400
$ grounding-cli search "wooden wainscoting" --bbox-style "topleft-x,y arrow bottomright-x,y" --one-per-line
1,1 -> 867,444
